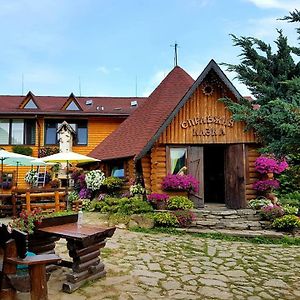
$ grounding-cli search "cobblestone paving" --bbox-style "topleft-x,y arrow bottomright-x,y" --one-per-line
18,213 -> 300,300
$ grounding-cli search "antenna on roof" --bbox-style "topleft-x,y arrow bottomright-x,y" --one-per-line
170,42 -> 179,67
78,76 -> 82,97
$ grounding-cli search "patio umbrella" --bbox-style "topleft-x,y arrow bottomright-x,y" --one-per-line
4,153 -> 46,187
0,149 -> 42,191
40,151 -> 100,207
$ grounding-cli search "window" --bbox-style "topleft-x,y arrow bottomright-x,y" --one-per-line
0,119 -> 35,145
24,99 -> 38,109
44,120 -> 88,145
65,101 -> 80,110
169,147 -> 187,175
110,161 -> 125,178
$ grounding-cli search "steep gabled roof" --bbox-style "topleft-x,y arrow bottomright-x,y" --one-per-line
135,59 -> 243,159
89,66 -> 194,161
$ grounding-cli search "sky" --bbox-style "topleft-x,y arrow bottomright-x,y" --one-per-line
0,0 -> 299,98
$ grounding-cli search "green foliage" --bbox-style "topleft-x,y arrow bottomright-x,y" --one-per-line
68,190 -> 79,203
277,154 -> 300,194
43,210 -> 76,218
248,198 -> 272,210
12,145 -> 33,156
153,212 -> 179,227
279,191 -> 300,209
221,10 -> 300,157
167,196 -> 194,210
272,215 -> 300,231
81,199 -> 92,211
96,196 -> 153,215
102,176 -> 124,190
282,205 -> 299,215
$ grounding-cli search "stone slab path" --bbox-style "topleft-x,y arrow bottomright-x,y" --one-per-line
14,213 -> 300,299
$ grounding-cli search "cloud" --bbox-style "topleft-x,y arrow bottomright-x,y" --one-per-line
246,0 -> 299,11
96,66 -> 110,74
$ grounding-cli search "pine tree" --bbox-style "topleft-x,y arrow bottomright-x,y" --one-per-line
222,10 -> 300,157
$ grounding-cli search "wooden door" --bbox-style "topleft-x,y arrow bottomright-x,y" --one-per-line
188,146 -> 204,208
225,144 -> 246,209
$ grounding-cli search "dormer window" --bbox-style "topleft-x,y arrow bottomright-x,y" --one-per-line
65,100 -> 80,110
24,99 -> 38,109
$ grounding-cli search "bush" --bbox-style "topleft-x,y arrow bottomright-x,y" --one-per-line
282,205 -> 299,215
102,176 -> 124,190
279,191 -> 300,209
272,215 -> 300,232
38,146 -> 59,158
153,212 -> 178,227
68,190 -> 79,203
167,196 -> 194,210
96,196 -> 153,215
172,210 -> 196,227
259,204 -> 284,221
12,145 -> 33,156
248,198 -> 272,210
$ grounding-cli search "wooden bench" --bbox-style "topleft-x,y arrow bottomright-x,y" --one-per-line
0,224 -> 61,300
11,188 -> 68,216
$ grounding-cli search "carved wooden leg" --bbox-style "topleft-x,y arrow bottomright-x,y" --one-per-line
62,239 -> 107,293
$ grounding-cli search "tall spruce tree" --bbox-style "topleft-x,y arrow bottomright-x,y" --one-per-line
222,10 -> 300,157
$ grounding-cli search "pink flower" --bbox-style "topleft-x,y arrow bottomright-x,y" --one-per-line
162,174 -> 199,193
252,104 -> 261,110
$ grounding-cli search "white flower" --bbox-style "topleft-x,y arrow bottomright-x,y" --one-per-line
85,170 -> 105,191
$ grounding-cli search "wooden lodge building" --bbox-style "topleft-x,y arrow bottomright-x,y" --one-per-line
0,60 -> 259,209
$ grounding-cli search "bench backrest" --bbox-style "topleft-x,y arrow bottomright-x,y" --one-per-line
0,224 -> 27,258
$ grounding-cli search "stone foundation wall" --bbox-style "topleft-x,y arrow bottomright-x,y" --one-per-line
192,209 -> 271,231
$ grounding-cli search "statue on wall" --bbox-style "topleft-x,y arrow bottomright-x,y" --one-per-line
57,121 -> 76,153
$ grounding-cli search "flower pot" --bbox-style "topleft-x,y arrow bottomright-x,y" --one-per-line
167,190 -> 189,198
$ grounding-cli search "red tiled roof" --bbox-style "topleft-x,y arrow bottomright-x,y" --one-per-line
0,95 -> 147,116
89,66 -> 194,161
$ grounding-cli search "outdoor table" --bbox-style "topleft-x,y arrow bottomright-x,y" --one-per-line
36,223 -> 116,293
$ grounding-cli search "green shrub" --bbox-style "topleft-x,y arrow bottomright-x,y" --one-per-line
96,196 -> 153,215
279,191 -> 300,209
102,177 -> 124,190
167,196 -> 194,210
12,145 -> 33,156
117,196 -> 153,215
272,215 -> 300,232
172,210 -> 196,227
68,191 -> 79,203
248,198 -> 272,210
282,205 -> 299,215
153,212 -> 178,227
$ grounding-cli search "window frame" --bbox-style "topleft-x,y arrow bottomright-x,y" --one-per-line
44,119 -> 88,146
0,118 -> 36,145
166,146 -> 188,175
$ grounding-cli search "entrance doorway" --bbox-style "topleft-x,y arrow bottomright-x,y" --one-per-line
204,145 -> 225,203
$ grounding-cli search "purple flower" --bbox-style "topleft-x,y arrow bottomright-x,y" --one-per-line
147,193 -> 169,203
253,179 -> 280,191
162,174 -> 199,193
255,156 -> 288,174
79,187 -> 92,199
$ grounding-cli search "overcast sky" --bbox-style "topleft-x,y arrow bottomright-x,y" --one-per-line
0,0 -> 299,98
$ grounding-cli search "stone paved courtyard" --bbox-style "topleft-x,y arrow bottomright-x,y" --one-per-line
15,213 -> 300,300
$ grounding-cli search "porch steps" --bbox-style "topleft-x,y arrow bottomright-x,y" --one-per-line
191,206 -> 270,231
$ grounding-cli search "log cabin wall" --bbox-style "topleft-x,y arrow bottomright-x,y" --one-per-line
246,145 -> 260,201
1,116 -> 124,189
150,143 -> 167,193
141,155 -> 151,191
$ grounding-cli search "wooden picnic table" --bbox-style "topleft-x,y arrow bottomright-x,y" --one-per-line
36,223 -> 116,293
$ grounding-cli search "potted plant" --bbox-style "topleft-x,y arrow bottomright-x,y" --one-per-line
147,193 -> 169,210
161,174 -> 199,197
